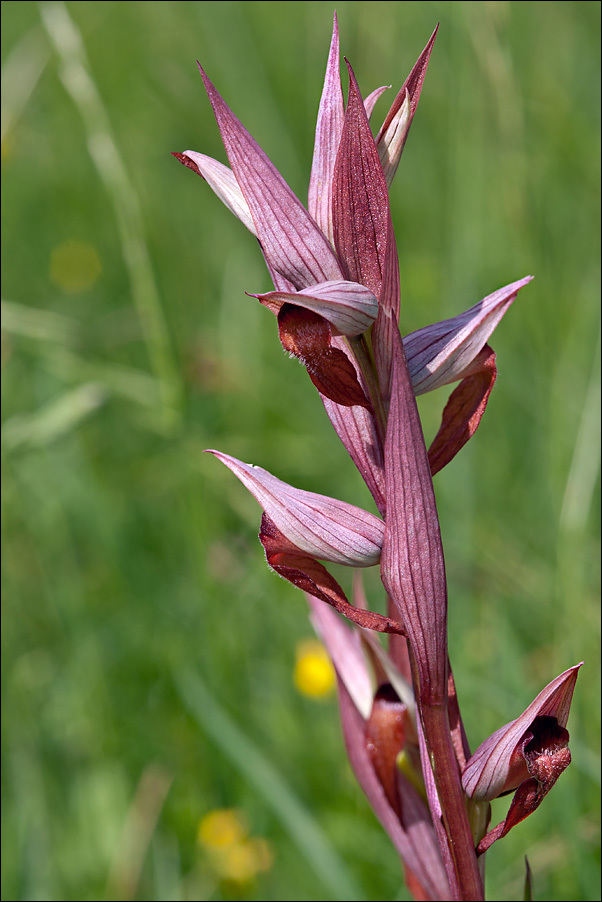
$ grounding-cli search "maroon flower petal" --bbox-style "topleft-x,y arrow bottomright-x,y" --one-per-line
476,717 -> 572,855
261,516 -> 404,635
427,344 -> 497,476
278,306 -> 372,409
463,664 -> 582,802
365,684 -> 410,815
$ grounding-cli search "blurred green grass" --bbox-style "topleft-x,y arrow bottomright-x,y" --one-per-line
1,2 -> 599,900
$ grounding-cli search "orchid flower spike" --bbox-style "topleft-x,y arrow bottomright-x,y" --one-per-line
175,15 -> 532,517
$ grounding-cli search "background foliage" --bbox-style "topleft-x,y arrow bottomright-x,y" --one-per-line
2,2 -> 600,900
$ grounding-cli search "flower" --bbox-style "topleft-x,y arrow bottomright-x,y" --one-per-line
208,450 -> 404,636
293,639 -> 336,698
207,450 -> 384,567
309,593 -> 451,901
462,664 -> 582,854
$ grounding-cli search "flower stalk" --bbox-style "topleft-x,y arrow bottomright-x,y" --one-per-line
174,13 -> 580,901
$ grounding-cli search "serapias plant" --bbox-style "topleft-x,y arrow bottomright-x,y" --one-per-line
174,15 -> 581,901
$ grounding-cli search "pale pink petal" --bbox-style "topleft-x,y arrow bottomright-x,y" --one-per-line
308,13 -> 345,245
178,151 -> 256,235
252,280 -> 378,336
364,85 -> 391,120
376,25 -> 439,187
405,277 -> 533,395
463,664 -> 582,801
208,451 -> 384,567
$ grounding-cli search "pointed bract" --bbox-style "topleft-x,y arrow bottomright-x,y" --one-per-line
198,64 -> 342,290
380,319 -> 448,704
333,61 -> 391,300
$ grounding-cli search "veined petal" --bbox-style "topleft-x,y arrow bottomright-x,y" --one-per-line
308,13 -> 344,245
376,89 -> 410,186
405,276 -> 533,395
208,450 -> 384,567
198,64 -> 342,290
252,280 -> 378,337
173,151 -> 256,235
364,85 -> 391,120
462,663 -> 582,802
376,25 -> 438,188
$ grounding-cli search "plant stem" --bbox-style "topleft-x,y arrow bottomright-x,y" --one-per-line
418,696 -> 484,901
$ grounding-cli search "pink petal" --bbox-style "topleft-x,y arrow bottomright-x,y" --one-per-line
308,13 -> 345,245
376,25 -> 439,187
462,664 -> 582,802
308,595 -> 373,718
175,150 -> 256,235
405,276 -> 533,395
198,64 -> 342,290
364,85 -> 391,120
208,450 -> 384,567
252,279 -> 378,336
